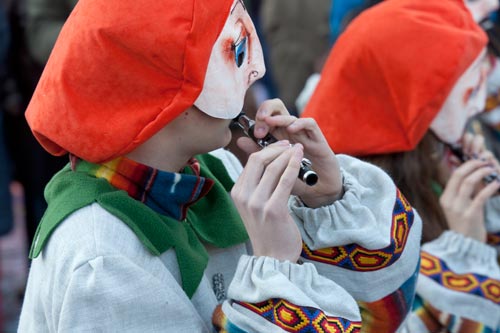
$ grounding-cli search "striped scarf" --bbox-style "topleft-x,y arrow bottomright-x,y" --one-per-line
70,155 -> 214,221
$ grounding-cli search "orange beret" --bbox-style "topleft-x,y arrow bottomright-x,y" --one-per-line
302,0 -> 487,156
26,0 -> 233,163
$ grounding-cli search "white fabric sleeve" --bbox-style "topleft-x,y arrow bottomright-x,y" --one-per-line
411,231 -> 500,330
289,154 -> 422,301
288,155 -> 422,332
56,255 -> 213,332
222,255 -> 362,332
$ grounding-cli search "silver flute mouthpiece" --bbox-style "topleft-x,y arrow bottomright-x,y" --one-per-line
232,112 -> 318,186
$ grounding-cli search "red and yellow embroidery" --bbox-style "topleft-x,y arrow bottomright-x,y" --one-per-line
420,251 -> 500,304
236,299 -> 361,333
301,189 -> 414,271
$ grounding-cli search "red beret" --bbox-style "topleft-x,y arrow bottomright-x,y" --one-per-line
26,0 -> 233,163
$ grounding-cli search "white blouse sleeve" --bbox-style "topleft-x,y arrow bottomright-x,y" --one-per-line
289,154 -> 423,332
410,231 -> 500,331
221,255 -> 362,332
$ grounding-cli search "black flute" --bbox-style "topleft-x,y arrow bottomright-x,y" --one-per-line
232,113 -> 318,186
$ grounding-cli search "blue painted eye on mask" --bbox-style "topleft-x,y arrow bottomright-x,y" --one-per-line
233,36 -> 247,68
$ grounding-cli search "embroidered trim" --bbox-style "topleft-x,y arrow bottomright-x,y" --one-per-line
212,304 -> 249,333
301,189 -> 414,271
236,299 -> 361,333
420,251 -> 500,304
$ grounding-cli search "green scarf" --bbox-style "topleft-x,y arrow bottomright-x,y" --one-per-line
30,153 -> 248,298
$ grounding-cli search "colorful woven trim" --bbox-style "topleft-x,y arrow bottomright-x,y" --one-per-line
212,304 -> 248,333
358,263 -> 418,333
301,189 -> 415,271
420,251 -> 500,304
235,299 -> 361,333
413,296 -> 494,333
71,155 -> 214,220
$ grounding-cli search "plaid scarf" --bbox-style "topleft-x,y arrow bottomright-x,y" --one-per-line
70,155 -> 214,221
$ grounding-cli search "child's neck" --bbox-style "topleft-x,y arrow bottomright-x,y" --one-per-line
126,141 -> 195,173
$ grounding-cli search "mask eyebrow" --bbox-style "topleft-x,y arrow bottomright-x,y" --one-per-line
231,0 -> 246,14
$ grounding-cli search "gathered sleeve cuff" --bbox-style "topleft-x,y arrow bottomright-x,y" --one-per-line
221,255 -> 362,333
416,231 -> 500,329
288,155 -> 422,302
287,155 -> 422,333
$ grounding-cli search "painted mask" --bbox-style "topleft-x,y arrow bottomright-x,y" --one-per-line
194,0 -> 266,119
465,0 -> 499,22
430,48 -> 489,143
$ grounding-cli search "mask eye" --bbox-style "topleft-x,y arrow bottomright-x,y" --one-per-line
233,36 -> 247,68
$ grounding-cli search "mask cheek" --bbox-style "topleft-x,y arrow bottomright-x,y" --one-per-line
194,85 -> 246,120
431,100 -> 468,144
475,86 -> 488,115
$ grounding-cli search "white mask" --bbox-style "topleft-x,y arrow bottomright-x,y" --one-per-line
194,0 -> 266,119
431,48 -> 489,143
465,0 -> 499,22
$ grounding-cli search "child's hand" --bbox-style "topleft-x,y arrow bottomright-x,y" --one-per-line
239,99 -> 343,208
231,140 -> 304,262
441,158 -> 500,242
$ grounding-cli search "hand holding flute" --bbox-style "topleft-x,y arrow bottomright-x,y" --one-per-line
230,99 -> 344,261
231,99 -> 343,207
233,113 -> 319,186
